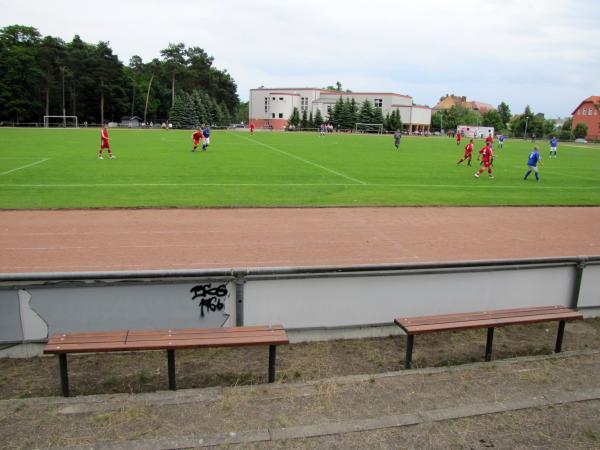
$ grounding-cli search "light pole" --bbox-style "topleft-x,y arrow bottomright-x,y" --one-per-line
524,117 -> 529,140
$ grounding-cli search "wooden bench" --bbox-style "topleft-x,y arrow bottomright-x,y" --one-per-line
44,325 -> 289,397
394,306 -> 582,369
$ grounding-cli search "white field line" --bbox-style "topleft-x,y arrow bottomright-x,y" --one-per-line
561,144 -> 600,150
0,158 -> 50,176
230,132 -> 367,185
0,182 -> 597,190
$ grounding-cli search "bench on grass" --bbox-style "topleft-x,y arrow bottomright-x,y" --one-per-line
394,306 -> 582,369
44,324 -> 289,397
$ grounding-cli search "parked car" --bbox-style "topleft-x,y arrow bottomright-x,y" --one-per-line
575,138 -> 588,144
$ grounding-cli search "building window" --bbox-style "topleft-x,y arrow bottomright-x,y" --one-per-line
278,113 -> 283,118
374,98 -> 383,108
279,97 -> 284,101
264,97 -> 269,113
301,97 -> 309,112
583,109 -> 587,115
272,97 -> 276,101
272,113 -> 275,118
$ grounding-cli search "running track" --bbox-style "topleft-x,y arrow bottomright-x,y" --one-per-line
1,207 -> 599,273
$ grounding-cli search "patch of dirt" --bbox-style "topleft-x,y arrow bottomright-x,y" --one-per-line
1,318 -> 598,399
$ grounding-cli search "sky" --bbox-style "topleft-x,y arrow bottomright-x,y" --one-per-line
1,0 -> 599,118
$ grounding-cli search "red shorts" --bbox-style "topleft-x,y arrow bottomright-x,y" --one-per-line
482,160 -> 492,168
193,139 -> 200,146
464,152 -> 472,158
100,140 -> 110,149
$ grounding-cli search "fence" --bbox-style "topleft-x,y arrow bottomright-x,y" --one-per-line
0,256 -> 598,356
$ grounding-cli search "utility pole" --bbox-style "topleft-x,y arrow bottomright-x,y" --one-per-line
524,117 -> 529,140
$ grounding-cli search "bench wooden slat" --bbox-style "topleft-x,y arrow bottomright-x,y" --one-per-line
396,306 -> 574,327
127,324 -> 284,338
47,332 -> 128,346
43,326 -> 289,355
396,311 -> 582,334
126,329 -> 287,343
123,334 -> 289,351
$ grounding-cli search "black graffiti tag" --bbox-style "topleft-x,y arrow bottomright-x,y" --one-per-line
190,283 -> 228,318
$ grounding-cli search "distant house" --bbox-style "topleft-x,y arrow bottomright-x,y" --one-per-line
571,96 -> 600,140
120,116 -> 142,128
433,95 -> 494,114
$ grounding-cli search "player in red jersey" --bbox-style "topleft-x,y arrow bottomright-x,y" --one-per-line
249,123 -> 255,135
485,133 -> 494,148
98,124 -> 115,159
474,143 -> 494,178
456,131 -> 462,145
191,127 -> 202,152
457,139 -> 474,166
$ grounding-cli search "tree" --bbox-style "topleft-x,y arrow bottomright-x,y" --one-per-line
482,109 -> 503,131
357,99 -> 374,124
160,42 -> 186,108
573,123 -> 588,139
308,111 -> 314,128
331,97 -> 344,128
559,118 -> 572,140
288,107 -> 300,128
497,102 -> 511,130
340,98 -> 356,129
314,109 -> 324,128
301,109 -> 308,128
169,92 -> 196,128
372,104 -> 384,125
236,101 -> 249,124
0,25 -> 44,122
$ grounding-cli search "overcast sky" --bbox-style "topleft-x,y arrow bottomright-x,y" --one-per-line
2,0 -> 599,117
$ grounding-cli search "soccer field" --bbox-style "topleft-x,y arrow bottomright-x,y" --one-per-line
0,128 -> 599,208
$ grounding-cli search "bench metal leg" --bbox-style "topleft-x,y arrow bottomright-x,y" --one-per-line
268,345 -> 276,383
59,354 -> 69,397
404,335 -> 414,369
167,349 -> 176,390
555,320 -> 566,353
485,327 -> 495,362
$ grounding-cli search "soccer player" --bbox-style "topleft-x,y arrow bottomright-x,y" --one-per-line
201,125 -> 211,151
394,129 -> 402,149
474,142 -> 494,178
249,123 -> 255,134
485,133 -> 494,149
191,127 -> 202,152
524,146 -> 543,181
456,132 -> 462,145
549,136 -> 558,158
498,134 -> 505,149
98,124 -> 115,159
457,139 -> 474,166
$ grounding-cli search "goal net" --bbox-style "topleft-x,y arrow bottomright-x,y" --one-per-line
355,123 -> 383,134
43,116 -> 79,128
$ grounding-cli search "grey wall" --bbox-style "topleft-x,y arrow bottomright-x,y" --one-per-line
0,258 -> 598,348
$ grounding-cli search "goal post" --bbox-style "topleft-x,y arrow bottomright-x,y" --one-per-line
43,116 -> 79,128
354,123 -> 384,134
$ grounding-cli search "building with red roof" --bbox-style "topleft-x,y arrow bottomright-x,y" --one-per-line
571,96 -> 600,140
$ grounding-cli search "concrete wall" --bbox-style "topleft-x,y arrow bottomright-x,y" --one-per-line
1,258 -> 598,357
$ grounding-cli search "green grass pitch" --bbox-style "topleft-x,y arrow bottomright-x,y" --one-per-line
0,128 -> 598,209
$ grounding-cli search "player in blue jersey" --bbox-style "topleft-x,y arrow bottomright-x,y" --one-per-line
549,136 -> 558,158
498,134 -> 505,149
201,125 -> 211,151
524,146 -> 543,182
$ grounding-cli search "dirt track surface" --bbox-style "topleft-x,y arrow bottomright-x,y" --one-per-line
1,207 -> 599,273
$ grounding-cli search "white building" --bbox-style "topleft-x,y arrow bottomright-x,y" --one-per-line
249,87 -> 432,133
